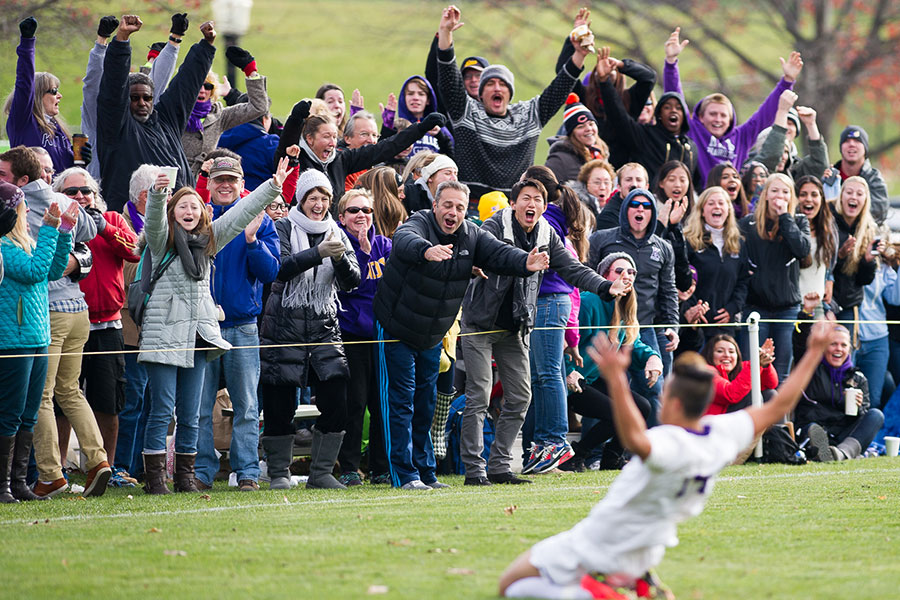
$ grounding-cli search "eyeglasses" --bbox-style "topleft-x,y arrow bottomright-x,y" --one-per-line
130,94 -> 153,102
267,202 -> 287,211
627,200 -> 653,210
62,186 -> 93,197
613,267 -> 637,276
44,87 -> 59,96
202,82 -> 215,91
42,167 -> 54,175
344,206 -> 374,215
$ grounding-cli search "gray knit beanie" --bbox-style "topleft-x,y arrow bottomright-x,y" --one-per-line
295,169 -> 332,204
478,64 -> 515,100
597,251 -> 636,279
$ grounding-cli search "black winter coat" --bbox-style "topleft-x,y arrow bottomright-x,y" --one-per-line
259,218 -> 361,386
373,210 -> 531,350
687,236 -> 751,324
739,212 -> 811,310
831,205 -> 877,312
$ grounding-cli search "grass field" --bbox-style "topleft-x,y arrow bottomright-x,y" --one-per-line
2,458 -> 899,599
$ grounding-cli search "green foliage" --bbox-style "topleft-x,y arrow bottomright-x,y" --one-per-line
1,459 -> 899,598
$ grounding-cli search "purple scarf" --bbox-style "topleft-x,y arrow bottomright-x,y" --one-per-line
822,355 -> 854,408
127,201 -> 145,235
187,100 -> 213,133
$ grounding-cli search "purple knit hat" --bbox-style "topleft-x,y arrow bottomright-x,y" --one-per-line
0,182 -> 24,211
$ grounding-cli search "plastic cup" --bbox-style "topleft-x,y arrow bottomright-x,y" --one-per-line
844,388 -> 859,416
72,133 -> 88,165
885,436 -> 900,457
159,166 -> 178,190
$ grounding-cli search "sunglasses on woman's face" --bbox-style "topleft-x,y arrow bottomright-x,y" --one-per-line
202,82 -> 215,91
344,206 -> 374,215
44,87 -> 59,96
614,267 -> 637,276
62,186 -> 93,197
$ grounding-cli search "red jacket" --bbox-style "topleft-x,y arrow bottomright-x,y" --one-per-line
79,211 -> 139,323
706,361 -> 778,415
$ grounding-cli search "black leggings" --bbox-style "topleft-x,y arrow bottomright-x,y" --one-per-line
337,334 -> 388,475
262,371 -> 348,436
567,377 -> 652,456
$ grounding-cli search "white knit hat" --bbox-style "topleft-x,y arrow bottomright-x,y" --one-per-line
419,154 -> 458,182
295,169 -> 332,204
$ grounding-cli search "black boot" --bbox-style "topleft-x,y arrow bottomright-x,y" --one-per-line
262,435 -> 294,490
142,453 -> 171,495
10,431 -> 45,501
173,453 -> 199,493
0,435 -> 17,504
306,427 -> 346,490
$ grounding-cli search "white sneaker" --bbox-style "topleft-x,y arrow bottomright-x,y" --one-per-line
400,479 -> 432,491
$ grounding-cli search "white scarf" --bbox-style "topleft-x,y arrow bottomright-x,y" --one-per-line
705,223 -> 725,255
281,206 -> 343,313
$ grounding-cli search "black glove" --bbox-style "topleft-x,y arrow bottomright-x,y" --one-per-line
0,207 -> 17,238
225,46 -> 255,70
170,13 -> 189,36
97,15 -> 118,38
85,207 -> 106,233
421,112 -> 447,131
291,100 -> 311,122
19,16 -> 37,38
80,142 -> 92,165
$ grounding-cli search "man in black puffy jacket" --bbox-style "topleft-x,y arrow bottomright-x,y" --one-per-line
373,181 -> 549,490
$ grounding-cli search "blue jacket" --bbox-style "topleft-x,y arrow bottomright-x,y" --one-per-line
210,202 -> 280,328
0,226 -> 71,349
337,224 -> 392,339
219,122 -> 280,192
397,75 -> 453,158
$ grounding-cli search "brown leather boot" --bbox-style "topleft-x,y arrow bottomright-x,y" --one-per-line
142,453 -> 171,495
173,453 -> 199,493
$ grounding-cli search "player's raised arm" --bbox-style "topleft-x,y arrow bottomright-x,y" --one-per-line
746,320 -> 833,437
587,333 -> 652,460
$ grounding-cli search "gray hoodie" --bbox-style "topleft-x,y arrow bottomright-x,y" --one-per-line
23,179 -> 97,307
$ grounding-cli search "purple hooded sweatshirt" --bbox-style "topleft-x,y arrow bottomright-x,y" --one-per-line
337,223 -> 392,339
397,75 -> 454,158
664,59 -> 793,182
7,37 -> 74,174
538,203 -> 575,296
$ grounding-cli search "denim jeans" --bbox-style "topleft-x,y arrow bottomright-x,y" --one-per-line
739,305 -> 799,384
833,408 -> 885,450
143,351 -> 208,454
529,293 -> 571,445
856,336 -> 889,410
655,330 -> 673,376
377,322 -> 441,487
0,347 -> 47,436
115,346 -> 150,474
196,324 -> 261,485
631,329 -> 664,426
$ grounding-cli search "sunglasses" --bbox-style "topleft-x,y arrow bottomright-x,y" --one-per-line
202,82 -> 215,91
44,87 -> 59,96
267,202 -> 287,211
345,206 -> 374,215
130,94 -> 153,102
62,186 -> 93,197
627,200 -> 653,210
614,267 -> 637,276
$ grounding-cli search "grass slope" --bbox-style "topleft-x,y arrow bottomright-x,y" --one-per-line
2,459 -> 899,599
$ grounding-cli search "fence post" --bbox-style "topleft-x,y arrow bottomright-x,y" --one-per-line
747,311 -> 763,458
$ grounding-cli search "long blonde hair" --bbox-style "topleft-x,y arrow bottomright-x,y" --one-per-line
3,72 -> 70,139
600,260 -> 639,346
3,202 -> 35,254
754,173 -> 797,241
684,186 -> 742,255
356,167 -> 407,239
835,176 -> 876,276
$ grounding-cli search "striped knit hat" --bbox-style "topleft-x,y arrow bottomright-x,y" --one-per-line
563,93 -> 596,136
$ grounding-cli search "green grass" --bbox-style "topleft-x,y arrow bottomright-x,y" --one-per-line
2,458 -> 899,599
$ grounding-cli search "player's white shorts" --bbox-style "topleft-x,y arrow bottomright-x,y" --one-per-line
530,529 -> 666,585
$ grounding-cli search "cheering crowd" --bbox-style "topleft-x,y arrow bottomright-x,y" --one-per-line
0,5 -> 895,502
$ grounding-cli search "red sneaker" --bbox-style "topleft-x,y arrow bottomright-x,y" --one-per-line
32,477 -> 68,498
84,461 -> 112,497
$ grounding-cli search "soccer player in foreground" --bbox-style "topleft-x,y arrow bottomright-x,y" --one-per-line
499,320 -> 834,599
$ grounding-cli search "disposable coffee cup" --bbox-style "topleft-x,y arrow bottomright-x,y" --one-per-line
885,436 -> 900,457
159,166 -> 178,190
72,133 -> 88,165
844,388 -> 859,416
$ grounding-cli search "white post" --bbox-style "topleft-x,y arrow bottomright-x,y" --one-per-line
747,311 -> 763,458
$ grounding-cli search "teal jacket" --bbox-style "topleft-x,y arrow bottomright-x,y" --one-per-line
0,225 -> 72,349
568,291 -> 660,385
